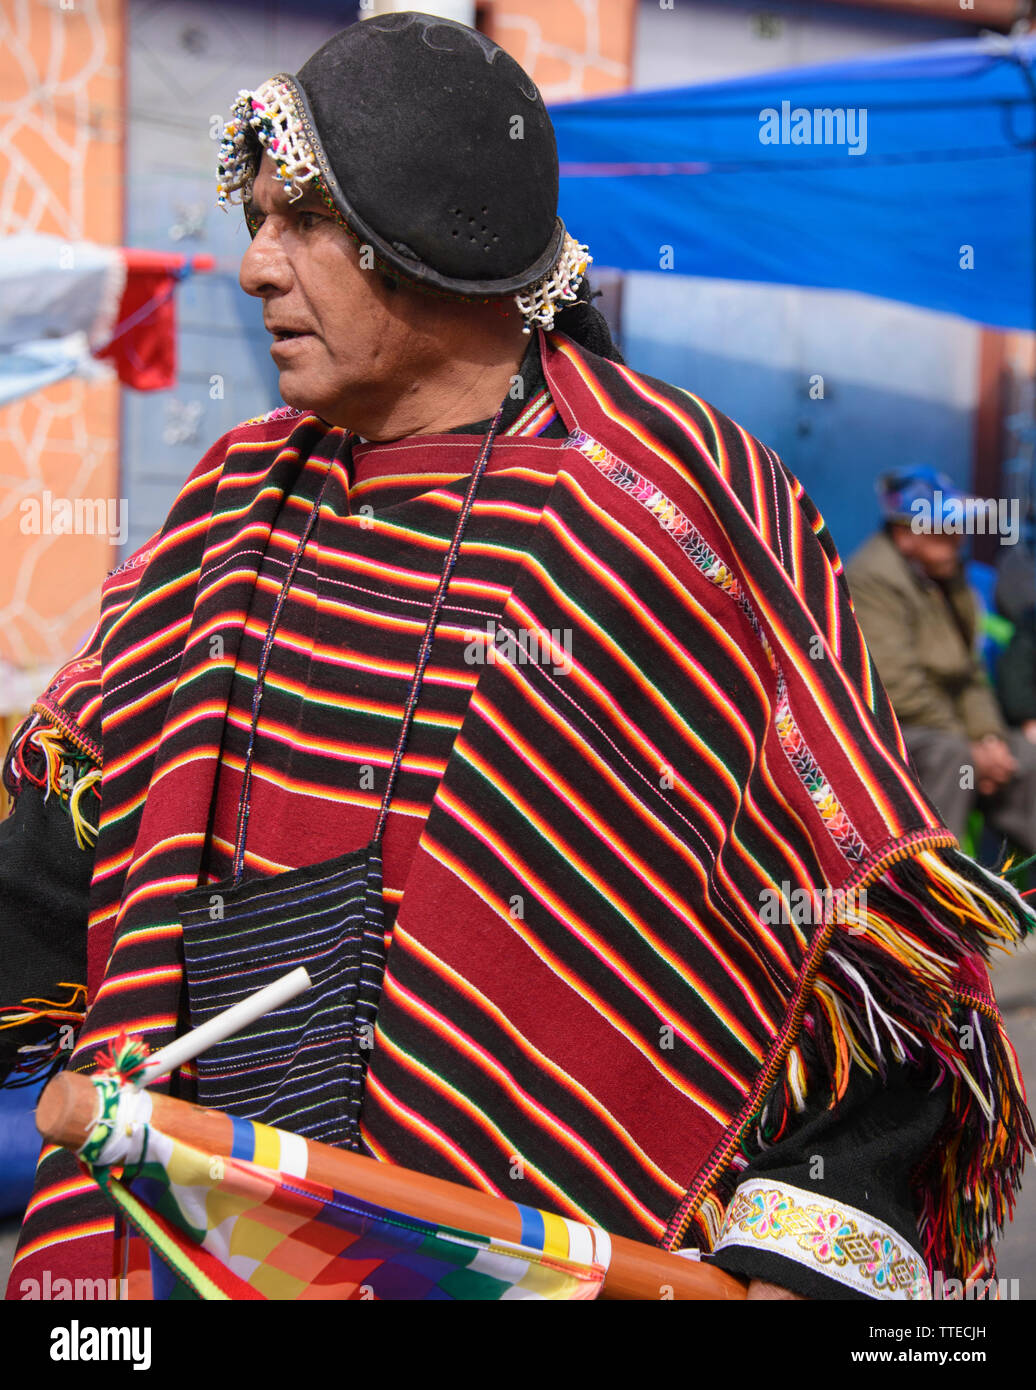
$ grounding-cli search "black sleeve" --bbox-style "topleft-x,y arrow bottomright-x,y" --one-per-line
704,1064 -> 949,1300
0,772 -> 94,1085
995,611 -> 1036,725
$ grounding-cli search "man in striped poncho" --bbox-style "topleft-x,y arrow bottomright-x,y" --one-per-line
3,13 -> 1032,1303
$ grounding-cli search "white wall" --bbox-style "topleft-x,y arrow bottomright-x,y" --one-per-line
633,0 -> 972,88
624,274 -> 980,556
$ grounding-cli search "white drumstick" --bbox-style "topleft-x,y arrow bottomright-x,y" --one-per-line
137,966 -> 313,1086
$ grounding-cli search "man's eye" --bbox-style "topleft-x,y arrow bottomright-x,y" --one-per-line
298,210 -> 323,230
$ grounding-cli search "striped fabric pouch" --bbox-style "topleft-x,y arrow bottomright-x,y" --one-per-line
178,844 -> 386,1151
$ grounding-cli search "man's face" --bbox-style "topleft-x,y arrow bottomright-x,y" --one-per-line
891,523 -> 963,581
238,159 -> 424,425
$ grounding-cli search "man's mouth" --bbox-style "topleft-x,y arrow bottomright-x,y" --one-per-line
270,330 -> 314,359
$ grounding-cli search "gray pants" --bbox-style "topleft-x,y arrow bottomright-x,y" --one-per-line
900,725 -> 1036,854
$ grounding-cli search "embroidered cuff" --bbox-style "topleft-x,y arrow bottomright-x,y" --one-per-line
712,1178 -> 931,1301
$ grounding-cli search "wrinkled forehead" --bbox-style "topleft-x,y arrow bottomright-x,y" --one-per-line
239,153 -> 348,243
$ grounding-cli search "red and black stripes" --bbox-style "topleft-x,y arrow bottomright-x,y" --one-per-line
8,332 -> 1028,1295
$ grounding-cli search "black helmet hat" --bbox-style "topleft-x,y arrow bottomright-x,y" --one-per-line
217,11 -> 591,331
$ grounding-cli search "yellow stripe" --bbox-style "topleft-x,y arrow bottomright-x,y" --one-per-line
539,1209 -> 571,1260
251,1122 -> 281,1172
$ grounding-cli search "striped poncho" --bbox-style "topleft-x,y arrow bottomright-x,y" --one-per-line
5,330 -> 1033,1298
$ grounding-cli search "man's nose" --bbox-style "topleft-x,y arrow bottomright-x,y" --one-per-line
239,221 -> 292,299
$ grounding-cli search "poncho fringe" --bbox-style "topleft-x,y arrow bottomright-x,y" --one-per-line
669,844 -> 1035,1286
0,714 -> 94,1086
3,711 -> 102,849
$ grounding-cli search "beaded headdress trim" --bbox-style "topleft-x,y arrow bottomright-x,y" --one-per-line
515,234 -> 592,334
217,76 -> 319,209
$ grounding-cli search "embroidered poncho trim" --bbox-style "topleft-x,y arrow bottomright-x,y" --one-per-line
713,1178 -> 930,1300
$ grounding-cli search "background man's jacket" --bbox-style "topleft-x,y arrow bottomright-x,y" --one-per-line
846,530 -> 1005,741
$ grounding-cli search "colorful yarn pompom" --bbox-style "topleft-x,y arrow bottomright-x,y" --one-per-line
94,1030 -> 152,1085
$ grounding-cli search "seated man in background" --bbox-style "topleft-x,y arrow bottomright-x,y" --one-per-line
846,466 -> 1036,852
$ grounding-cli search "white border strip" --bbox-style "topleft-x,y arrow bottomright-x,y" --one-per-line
713,1177 -> 931,1301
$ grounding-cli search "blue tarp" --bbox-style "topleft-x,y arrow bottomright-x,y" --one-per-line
0,1076 -> 46,1218
551,36 -> 1036,330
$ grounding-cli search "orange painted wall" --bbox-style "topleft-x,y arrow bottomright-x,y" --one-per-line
0,0 -> 629,729
483,0 -> 636,97
0,0 -> 124,722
